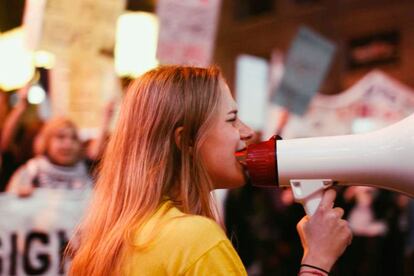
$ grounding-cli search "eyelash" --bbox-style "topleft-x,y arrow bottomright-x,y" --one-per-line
226,118 -> 237,122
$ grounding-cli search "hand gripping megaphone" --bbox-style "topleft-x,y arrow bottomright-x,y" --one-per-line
237,113 -> 414,216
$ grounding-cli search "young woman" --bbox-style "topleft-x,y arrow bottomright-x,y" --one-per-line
69,66 -> 351,276
7,117 -> 92,196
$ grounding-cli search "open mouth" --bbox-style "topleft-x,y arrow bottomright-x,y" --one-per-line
235,148 -> 247,166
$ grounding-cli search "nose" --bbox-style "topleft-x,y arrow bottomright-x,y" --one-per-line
238,120 -> 254,142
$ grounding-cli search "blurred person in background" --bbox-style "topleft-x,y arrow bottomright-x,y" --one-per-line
225,185 -> 304,276
334,187 -> 410,276
69,66 -> 351,276
0,85 -> 43,191
404,198 -> 414,275
6,117 -> 92,196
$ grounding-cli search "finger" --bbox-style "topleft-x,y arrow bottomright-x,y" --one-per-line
318,189 -> 337,210
347,231 -> 353,246
296,216 -> 309,230
333,207 -> 344,218
296,216 -> 309,247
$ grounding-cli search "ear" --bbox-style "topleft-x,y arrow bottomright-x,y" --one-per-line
174,126 -> 184,150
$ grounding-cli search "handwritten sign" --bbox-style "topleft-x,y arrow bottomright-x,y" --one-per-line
156,0 -> 222,66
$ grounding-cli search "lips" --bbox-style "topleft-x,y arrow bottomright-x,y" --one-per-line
235,148 -> 247,166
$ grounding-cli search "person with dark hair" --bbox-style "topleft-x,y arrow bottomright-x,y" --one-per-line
0,85 -> 41,191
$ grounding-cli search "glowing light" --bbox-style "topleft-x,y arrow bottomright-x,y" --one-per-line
28,84 -> 46,104
34,50 -> 55,69
0,28 -> 35,91
115,12 -> 159,78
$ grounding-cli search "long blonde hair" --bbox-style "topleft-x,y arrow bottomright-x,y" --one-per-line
69,66 -> 223,275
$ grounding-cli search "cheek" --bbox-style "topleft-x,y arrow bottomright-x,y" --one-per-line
47,140 -> 59,154
71,141 -> 81,151
201,129 -> 236,165
200,135 -> 245,189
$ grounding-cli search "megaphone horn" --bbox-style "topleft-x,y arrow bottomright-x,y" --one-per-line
238,113 -> 414,215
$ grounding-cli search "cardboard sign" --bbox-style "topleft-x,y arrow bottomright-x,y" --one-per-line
37,0 -> 124,133
156,0 -> 221,66
272,26 -> 336,115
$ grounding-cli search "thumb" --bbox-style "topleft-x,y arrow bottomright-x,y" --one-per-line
296,216 -> 309,248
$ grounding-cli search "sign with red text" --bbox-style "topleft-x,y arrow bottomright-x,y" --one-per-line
266,70 -> 414,139
156,0 -> 222,66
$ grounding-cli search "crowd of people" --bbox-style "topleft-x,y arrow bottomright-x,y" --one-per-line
0,66 -> 413,275
225,184 -> 414,275
0,84 -> 115,194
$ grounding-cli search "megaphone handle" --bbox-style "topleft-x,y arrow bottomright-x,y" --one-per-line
302,190 -> 325,216
290,179 -> 333,216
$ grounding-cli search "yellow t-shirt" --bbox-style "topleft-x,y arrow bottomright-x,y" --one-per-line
121,200 -> 247,276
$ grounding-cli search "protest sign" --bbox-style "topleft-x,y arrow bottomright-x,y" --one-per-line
0,188 -> 91,275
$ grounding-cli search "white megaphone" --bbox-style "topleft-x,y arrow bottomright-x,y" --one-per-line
237,113 -> 414,216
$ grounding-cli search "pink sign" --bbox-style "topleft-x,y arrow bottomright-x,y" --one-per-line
156,0 -> 221,66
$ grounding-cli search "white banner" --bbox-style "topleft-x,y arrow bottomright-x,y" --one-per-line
0,188 -> 91,275
265,70 -> 414,139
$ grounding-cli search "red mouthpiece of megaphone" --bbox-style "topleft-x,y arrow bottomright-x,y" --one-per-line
236,135 -> 282,187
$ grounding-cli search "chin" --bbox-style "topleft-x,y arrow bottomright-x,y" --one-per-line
54,158 -> 77,167
214,176 -> 247,190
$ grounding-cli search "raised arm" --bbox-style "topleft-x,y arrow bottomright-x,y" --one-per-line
0,85 -> 29,152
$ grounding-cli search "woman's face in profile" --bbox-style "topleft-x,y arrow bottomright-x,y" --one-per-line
200,81 -> 254,189
47,126 -> 81,166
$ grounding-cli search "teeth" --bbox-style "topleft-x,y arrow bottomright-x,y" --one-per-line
235,149 -> 247,166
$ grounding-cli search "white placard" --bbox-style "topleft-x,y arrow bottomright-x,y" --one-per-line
22,0 -> 47,50
156,0 -> 221,66
0,188 -> 91,275
276,70 -> 414,139
272,26 -> 336,115
38,0 -> 125,131
235,55 -> 269,132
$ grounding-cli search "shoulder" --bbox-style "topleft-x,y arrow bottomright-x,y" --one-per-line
163,207 -> 227,245
183,240 -> 247,276
124,203 -> 244,275
153,203 -> 230,254
163,213 -> 246,275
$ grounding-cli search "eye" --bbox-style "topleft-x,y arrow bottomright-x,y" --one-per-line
226,110 -> 238,123
226,116 -> 237,123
